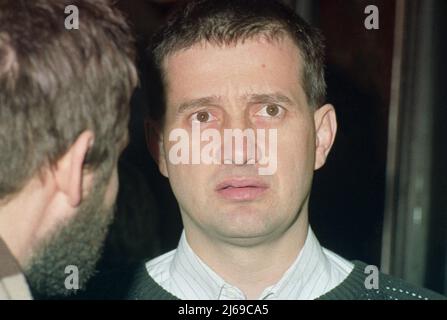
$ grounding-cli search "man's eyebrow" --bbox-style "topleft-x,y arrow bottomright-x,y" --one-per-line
176,93 -> 294,114
244,93 -> 294,105
177,96 -> 221,114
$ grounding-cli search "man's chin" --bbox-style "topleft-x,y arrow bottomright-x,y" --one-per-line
24,188 -> 114,298
211,224 -> 277,247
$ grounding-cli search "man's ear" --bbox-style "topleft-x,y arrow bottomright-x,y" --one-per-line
314,104 -> 337,170
144,119 -> 168,178
53,130 -> 95,207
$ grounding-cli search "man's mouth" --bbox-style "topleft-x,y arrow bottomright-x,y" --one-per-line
215,178 -> 269,201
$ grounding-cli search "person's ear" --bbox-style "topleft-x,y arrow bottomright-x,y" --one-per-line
53,130 -> 95,207
314,104 -> 337,170
144,119 -> 168,178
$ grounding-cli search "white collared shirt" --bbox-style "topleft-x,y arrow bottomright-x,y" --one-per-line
146,227 -> 354,300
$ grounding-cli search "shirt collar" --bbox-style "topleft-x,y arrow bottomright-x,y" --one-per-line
170,227 -> 333,300
0,237 -> 33,300
170,231 -> 226,299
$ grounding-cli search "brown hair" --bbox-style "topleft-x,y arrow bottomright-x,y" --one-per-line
150,0 -> 326,126
0,0 -> 138,199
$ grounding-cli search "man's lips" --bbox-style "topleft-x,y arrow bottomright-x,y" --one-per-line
215,178 -> 269,201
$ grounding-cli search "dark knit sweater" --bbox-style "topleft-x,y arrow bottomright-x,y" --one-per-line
85,260 -> 445,300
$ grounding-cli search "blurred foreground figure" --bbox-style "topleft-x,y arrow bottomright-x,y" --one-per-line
0,0 -> 137,299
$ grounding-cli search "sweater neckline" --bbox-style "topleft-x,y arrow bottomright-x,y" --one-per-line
136,260 -> 368,300
317,260 -> 369,300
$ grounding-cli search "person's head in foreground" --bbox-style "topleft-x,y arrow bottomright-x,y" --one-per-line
0,0 -> 137,299
140,0 -> 445,300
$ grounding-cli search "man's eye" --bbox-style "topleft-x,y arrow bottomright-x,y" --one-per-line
255,104 -> 284,118
191,111 -> 216,123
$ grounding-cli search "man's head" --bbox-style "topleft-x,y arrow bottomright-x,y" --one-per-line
0,0 -> 137,296
149,0 -> 336,247
150,0 -> 327,125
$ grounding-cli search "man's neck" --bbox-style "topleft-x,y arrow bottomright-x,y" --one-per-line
184,214 -> 309,299
0,184 -> 49,267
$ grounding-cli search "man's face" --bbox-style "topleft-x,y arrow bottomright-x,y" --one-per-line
23,166 -> 119,297
160,37 -> 322,245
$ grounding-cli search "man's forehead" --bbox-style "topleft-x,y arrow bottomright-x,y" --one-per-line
162,35 -> 303,73
161,37 -> 306,111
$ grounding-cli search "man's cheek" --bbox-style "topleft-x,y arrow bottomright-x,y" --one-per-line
104,168 -> 119,208
170,166 -> 198,192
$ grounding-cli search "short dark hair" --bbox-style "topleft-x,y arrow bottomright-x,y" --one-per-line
150,0 -> 326,125
0,0 -> 137,200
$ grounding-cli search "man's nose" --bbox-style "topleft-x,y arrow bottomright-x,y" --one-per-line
222,117 -> 259,166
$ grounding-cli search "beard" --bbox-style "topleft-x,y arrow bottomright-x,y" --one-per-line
23,178 -> 115,298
